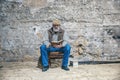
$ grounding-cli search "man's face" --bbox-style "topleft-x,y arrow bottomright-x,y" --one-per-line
53,24 -> 60,29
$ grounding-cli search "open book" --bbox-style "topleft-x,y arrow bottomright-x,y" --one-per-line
51,40 -> 63,45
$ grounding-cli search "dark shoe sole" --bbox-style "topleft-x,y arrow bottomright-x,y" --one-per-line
42,66 -> 49,72
42,68 -> 49,72
61,66 -> 70,71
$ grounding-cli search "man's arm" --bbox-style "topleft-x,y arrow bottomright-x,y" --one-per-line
43,31 -> 51,47
62,31 -> 69,47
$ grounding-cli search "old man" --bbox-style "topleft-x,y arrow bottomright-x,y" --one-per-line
40,19 -> 71,72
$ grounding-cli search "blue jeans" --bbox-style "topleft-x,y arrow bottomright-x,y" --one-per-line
40,44 -> 71,67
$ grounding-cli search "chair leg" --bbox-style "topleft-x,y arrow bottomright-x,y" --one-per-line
49,59 -> 51,66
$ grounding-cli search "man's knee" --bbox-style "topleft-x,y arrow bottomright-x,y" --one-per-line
64,44 -> 71,51
40,44 -> 46,50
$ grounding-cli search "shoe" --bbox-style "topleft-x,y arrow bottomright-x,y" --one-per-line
42,66 -> 49,72
61,66 -> 70,71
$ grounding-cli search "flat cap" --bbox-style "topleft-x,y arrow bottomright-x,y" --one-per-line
52,19 -> 60,25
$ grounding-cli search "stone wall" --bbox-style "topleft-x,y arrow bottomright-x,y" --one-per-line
0,0 -> 120,62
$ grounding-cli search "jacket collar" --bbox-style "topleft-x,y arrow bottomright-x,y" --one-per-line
49,27 -> 63,33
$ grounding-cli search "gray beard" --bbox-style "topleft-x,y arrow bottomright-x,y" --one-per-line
53,27 -> 60,32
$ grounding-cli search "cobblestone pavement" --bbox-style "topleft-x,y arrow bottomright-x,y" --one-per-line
0,62 -> 120,80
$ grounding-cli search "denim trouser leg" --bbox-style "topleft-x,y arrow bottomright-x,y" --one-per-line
61,44 -> 71,66
40,44 -> 59,66
40,44 -> 49,67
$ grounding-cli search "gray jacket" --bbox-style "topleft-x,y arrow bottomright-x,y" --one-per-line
43,27 -> 69,47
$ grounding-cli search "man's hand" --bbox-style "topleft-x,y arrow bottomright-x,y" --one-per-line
46,43 -> 51,48
55,44 -> 62,48
51,43 -> 63,48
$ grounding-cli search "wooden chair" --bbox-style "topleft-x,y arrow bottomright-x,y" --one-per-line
38,52 -> 64,68
48,52 -> 64,66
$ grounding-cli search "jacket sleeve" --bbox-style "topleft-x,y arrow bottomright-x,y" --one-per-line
43,31 -> 50,46
62,31 -> 69,47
